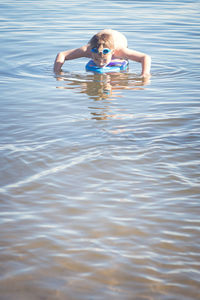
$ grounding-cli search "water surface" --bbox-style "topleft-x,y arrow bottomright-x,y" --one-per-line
0,1 -> 200,299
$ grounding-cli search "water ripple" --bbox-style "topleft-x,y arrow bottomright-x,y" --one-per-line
1,1 -> 200,299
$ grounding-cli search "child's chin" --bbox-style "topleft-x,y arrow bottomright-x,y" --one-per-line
94,60 -> 108,68
97,62 -> 107,67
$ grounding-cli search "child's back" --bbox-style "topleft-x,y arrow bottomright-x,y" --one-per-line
95,29 -> 128,49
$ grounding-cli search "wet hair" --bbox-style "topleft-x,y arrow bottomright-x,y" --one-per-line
89,33 -> 114,50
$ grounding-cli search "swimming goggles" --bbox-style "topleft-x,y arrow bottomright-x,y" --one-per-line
91,47 -> 111,55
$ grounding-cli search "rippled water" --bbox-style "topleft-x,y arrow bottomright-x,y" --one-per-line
1,1 -> 200,299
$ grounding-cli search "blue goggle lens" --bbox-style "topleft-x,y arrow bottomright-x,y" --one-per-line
91,48 -> 111,55
103,48 -> 111,54
91,48 -> 98,53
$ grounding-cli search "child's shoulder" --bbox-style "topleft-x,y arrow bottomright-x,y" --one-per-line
81,44 -> 92,58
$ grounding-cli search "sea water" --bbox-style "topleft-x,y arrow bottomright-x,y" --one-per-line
0,1 -> 200,299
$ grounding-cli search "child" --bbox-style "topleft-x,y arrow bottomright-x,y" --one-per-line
54,29 -> 151,78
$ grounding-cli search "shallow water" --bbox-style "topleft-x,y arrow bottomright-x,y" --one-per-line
0,1 -> 200,299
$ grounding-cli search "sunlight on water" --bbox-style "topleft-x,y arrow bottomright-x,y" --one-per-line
0,1 -> 200,299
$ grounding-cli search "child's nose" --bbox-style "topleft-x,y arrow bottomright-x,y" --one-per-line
97,45 -> 104,57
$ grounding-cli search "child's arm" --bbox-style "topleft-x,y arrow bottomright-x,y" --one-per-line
54,45 -> 89,73
119,48 -> 151,78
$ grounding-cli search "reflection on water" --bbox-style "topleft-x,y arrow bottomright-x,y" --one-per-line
1,0 -> 200,299
56,71 -> 149,100
56,71 -> 150,120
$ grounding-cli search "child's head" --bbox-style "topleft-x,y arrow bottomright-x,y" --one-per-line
89,33 -> 114,67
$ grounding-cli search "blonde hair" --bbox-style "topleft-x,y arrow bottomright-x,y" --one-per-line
89,32 -> 114,49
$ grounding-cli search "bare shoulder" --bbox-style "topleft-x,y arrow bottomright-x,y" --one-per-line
79,44 -> 91,57
113,46 -> 129,59
117,47 -> 150,62
80,44 -> 90,51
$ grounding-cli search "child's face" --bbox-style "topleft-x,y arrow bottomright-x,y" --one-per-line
91,44 -> 113,67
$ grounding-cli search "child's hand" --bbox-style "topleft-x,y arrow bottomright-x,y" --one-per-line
141,72 -> 151,79
54,62 -> 63,74
141,73 -> 151,85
